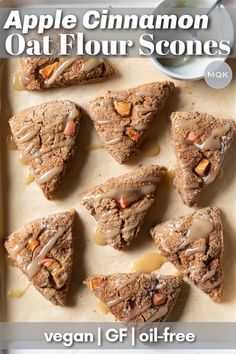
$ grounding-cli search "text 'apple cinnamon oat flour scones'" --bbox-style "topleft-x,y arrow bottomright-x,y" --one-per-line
20,57 -> 116,90
80,165 -> 167,250
151,207 -> 224,302
9,100 -> 80,199
5,210 -> 75,306
85,273 -> 183,323
171,112 -> 236,207
89,81 -> 175,163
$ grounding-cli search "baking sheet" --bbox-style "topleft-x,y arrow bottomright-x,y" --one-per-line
1,58 -> 236,322
0,61 -> 7,322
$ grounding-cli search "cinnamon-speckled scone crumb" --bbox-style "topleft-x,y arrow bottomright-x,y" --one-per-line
20,57 -> 116,91
80,165 -> 167,250
151,207 -> 224,302
89,81 -> 175,163
171,112 -> 235,207
9,100 -> 80,199
85,273 -> 183,322
5,210 -> 75,306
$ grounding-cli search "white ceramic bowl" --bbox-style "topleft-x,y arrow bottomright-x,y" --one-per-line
150,0 -> 234,80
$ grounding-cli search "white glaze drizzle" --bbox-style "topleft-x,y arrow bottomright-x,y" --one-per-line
120,199 -> 154,218
14,105 -> 78,185
133,124 -> 148,131
101,219 -> 140,240
135,89 -> 154,97
92,188 -> 155,238
147,304 -> 169,322
25,225 -> 69,280
203,169 -> 219,185
44,58 -> 76,87
36,165 -> 63,184
136,106 -> 156,114
101,227 -> 121,239
67,106 -> 79,122
196,123 -> 231,152
23,142 -> 35,156
15,130 -> 38,144
10,239 -> 29,260
86,183 -> 156,240
160,218 -> 213,254
95,119 -> 112,125
186,218 -> 213,241
81,58 -> 104,72
117,274 -> 139,291
31,137 -> 74,161
199,278 -> 222,290
14,124 -> 34,138
155,282 -> 166,291
100,98 -> 112,108
184,264 -> 204,275
83,184 -> 155,205
102,274 -> 139,308
122,220 -> 139,233
142,176 -> 160,183
114,127 -> 126,133
9,221 -> 47,261
19,107 -> 77,163
104,136 -> 123,145
106,295 -> 126,307
185,244 -> 206,256
124,303 -> 151,323
201,269 -> 216,283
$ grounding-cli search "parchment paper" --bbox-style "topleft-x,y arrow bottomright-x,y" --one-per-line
1,58 -> 236,322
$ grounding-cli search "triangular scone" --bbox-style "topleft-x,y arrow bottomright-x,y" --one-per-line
80,165 -> 167,250
85,273 -> 183,322
4,210 -> 75,306
9,100 -> 80,199
20,57 -> 116,91
171,112 -> 235,207
151,207 -> 224,302
89,81 -> 175,163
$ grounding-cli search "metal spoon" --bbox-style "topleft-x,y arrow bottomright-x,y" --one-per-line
206,0 -> 224,16
160,0 -> 224,67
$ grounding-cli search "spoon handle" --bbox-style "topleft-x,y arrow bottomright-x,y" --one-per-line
206,0 -> 224,16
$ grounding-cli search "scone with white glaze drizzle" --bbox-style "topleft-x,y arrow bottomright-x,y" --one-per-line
4,210 -> 75,306
171,112 -> 235,207
85,273 -> 183,322
89,81 -> 175,164
151,207 -> 223,302
80,165 -> 167,250
20,57 -> 116,91
9,100 -> 80,199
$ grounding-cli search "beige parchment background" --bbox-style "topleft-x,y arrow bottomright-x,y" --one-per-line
0,58 -> 236,322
